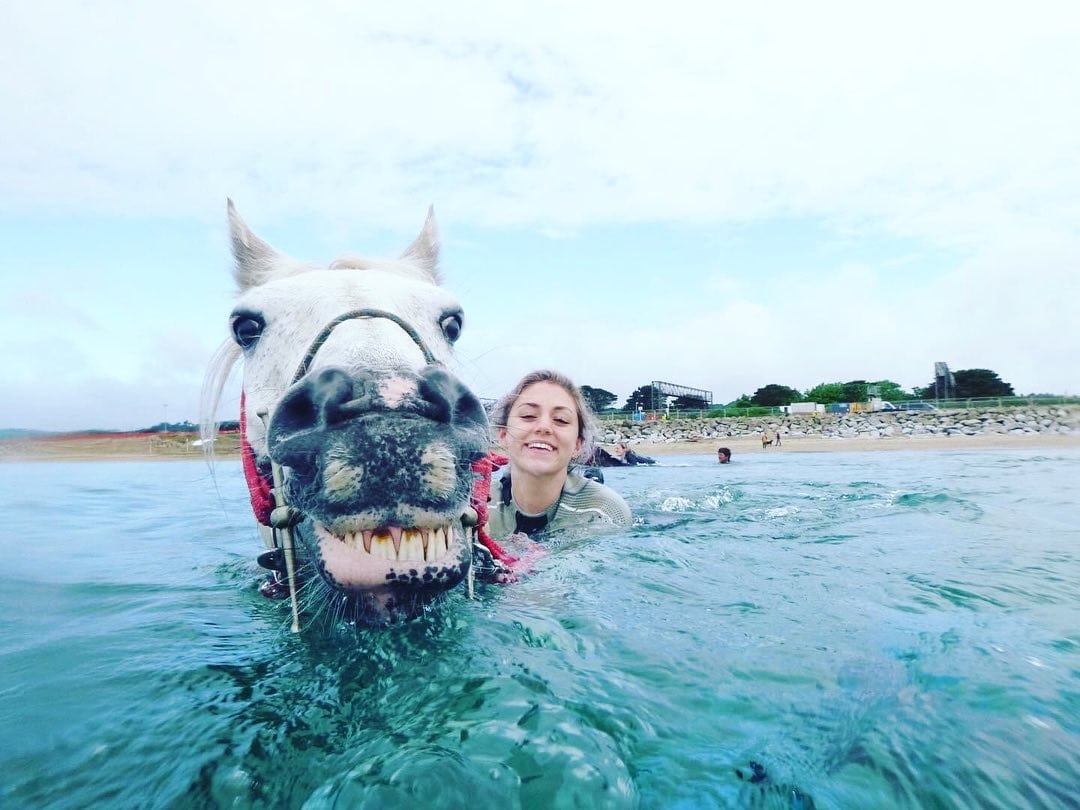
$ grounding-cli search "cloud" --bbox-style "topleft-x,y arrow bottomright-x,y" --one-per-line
4,3 -> 1078,242
1,2 -> 1078,429
462,224 -> 1080,405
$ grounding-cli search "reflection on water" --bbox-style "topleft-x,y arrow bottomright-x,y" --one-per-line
2,450 -> 1078,808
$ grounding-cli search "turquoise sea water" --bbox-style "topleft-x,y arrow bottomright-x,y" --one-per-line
2,448 -> 1078,809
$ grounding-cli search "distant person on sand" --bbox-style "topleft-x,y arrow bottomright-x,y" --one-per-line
717,447 -> 731,464
762,432 -> 773,450
775,432 -> 782,447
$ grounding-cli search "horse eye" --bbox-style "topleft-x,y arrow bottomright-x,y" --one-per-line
439,312 -> 463,343
231,313 -> 265,350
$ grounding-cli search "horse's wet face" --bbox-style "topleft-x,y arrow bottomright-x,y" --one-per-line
218,201 -> 489,623
267,364 -> 489,620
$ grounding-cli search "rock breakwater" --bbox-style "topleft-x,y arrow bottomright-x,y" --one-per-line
599,405 -> 1080,444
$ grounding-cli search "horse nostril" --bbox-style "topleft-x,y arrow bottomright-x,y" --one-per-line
454,387 -> 487,431
417,367 -> 454,423
269,368 -> 357,465
279,367 -> 354,431
418,366 -> 487,428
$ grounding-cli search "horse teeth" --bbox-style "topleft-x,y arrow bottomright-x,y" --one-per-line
370,529 -> 395,560
399,529 -> 425,562
328,524 -> 457,562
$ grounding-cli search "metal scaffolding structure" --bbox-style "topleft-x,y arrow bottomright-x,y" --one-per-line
649,381 -> 713,409
934,362 -> 955,401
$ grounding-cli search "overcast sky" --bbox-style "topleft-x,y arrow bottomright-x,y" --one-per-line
2,1 -> 1078,431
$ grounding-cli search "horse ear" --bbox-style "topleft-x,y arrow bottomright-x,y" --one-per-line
400,206 -> 441,282
227,199 -> 283,291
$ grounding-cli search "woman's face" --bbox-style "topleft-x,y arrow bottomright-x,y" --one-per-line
500,381 -> 583,477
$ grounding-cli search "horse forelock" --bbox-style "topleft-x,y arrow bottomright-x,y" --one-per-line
328,254 -> 441,285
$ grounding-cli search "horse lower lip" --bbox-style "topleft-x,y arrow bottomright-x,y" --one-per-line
313,522 -> 470,589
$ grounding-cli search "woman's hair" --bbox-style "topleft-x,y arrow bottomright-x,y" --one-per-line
491,369 -> 597,463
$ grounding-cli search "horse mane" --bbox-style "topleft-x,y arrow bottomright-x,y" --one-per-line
200,339 -> 242,452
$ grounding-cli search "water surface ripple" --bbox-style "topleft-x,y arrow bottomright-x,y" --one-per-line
2,450 -> 1078,808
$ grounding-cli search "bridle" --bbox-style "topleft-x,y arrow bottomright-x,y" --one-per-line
239,309 -> 511,631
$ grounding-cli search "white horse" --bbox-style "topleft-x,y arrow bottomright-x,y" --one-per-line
202,201 -> 491,624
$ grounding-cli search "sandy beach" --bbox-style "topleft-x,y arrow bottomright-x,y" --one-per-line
1,430 -> 1077,463
0,432 -> 243,463
626,432 -> 1080,456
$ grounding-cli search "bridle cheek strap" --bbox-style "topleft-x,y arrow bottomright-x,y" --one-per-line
240,389 -> 274,526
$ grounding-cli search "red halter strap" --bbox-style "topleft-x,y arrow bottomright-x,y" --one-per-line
239,390 -> 274,526
470,453 -> 515,566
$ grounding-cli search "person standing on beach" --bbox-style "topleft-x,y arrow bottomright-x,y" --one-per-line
488,369 -> 632,538
775,431 -> 782,447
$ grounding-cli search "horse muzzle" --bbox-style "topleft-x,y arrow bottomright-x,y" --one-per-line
265,364 -> 489,599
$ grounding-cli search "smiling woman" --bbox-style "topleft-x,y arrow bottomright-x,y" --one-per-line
488,369 -> 632,538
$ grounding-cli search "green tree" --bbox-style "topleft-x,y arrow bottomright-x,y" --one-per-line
922,368 -> 1015,398
954,369 -> 1015,397
750,384 -> 801,406
580,385 -> 618,413
672,395 -> 709,410
622,384 -> 662,412
804,382 -> 845,404
868,379 -> 913,402
840,380 -> 868,403
806,379 -> 879,404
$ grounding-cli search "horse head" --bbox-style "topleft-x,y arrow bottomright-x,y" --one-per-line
206,201 -> 491,624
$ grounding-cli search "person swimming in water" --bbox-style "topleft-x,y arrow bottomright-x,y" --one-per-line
487,369 -> 632,538
615,442 -> 656,465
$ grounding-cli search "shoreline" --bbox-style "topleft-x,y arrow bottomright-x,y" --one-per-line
2,430 -> 1078,463
624,432 -> 1080,456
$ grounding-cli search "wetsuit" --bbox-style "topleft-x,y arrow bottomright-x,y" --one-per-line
487,470 -> 632,538
623,449 -> 656,465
